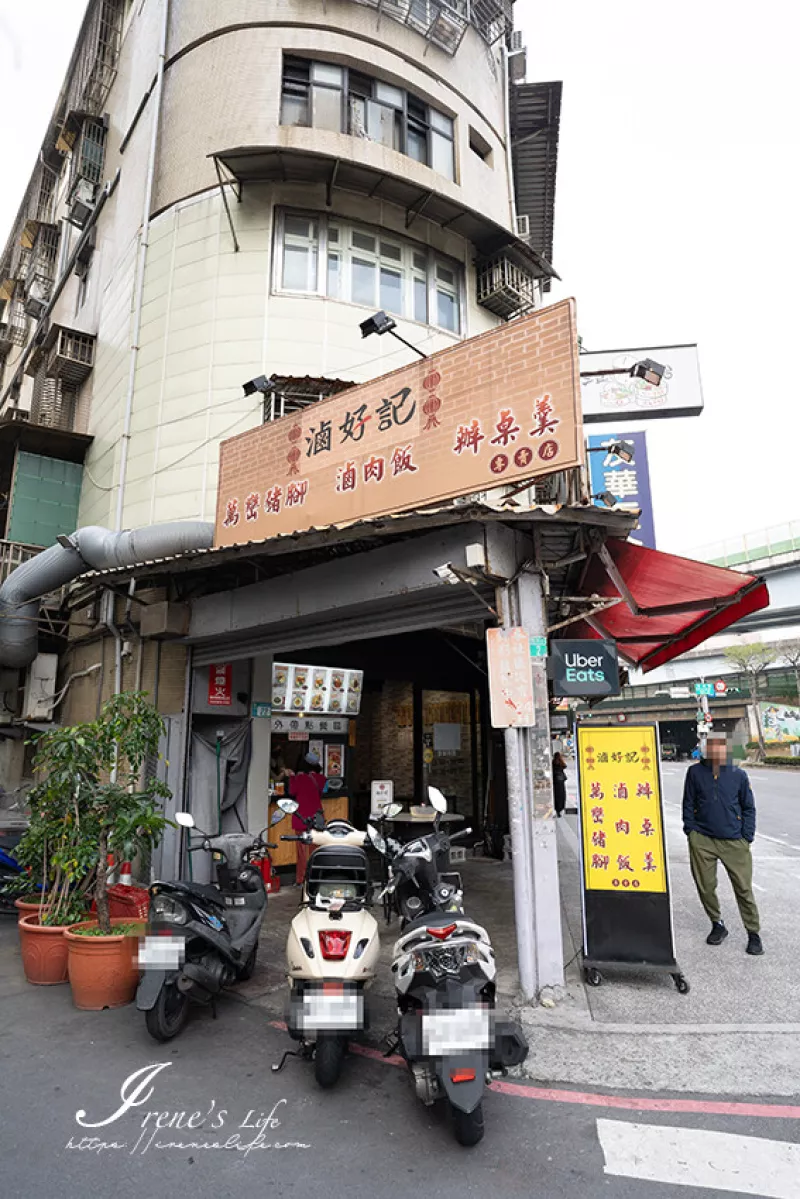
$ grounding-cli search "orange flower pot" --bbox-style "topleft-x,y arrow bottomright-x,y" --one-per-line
65,918 -> 146,1011
18,914 -> 70,985
15,895 -> 49,918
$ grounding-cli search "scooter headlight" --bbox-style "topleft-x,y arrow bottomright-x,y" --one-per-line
150,894 -> 189,925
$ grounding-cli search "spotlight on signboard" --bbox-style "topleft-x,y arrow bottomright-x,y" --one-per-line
593,491 -> 618,509
586,439 -> 635,464
359,310 -> 427,359
630,358 -> 665,387
360,310 -> 396,339
242,375 -> 270,397
433,563 -> 461,585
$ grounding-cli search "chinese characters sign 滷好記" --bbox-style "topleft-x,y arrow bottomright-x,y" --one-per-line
215,300 -> 582,545
577,724 -> 667,893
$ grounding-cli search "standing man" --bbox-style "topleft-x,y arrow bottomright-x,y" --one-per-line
682,732 -> 763,955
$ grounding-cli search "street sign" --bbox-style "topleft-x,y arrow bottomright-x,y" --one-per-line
694,682 -> 715,697
529,636 -> 548,658
487,627 -> 535,728
714,679 -> 727,695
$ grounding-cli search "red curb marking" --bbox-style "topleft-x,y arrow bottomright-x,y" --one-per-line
268,1022 -> 800,1119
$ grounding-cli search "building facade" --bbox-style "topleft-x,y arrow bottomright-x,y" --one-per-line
0,0 -> 559,531
0,0 -> 560,771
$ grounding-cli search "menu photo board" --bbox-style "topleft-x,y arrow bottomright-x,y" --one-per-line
271,662 -> 364,717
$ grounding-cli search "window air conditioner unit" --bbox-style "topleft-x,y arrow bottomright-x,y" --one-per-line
68,178 -> 96,229
24,279 -> 49,320
515,214 -> 530,239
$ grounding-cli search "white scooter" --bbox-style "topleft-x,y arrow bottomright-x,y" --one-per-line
271,798 -> 401,1087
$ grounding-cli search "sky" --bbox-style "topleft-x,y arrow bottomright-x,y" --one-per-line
1,0 -> 797,558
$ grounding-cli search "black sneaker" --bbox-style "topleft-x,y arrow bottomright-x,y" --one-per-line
706,921 -> 728,945
746,932 -> 764,956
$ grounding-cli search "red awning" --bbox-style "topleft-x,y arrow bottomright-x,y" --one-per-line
566,538 -> 770,673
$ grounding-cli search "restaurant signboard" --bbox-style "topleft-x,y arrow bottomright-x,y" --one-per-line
215,300 -> 582,545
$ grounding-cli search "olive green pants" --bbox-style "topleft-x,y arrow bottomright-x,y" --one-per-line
688,831 -> 760,933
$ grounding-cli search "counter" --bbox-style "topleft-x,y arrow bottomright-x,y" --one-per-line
267,794 -> 350,868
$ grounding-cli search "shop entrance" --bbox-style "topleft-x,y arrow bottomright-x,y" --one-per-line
261,628 -> 508,875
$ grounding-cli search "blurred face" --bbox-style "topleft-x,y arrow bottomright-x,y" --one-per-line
706,738 -> 728,766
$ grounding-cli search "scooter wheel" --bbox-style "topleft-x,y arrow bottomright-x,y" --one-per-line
451,1101 -> 485,1147
314,1036 -> 346,1088
238,944 -> 258,981
145,983 -> 190,1042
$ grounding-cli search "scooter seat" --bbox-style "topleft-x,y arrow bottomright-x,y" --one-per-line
156,880 -> 225,908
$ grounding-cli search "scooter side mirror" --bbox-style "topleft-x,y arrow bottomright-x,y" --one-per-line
277,798 -> 299,815
270,808 -> 287,825
175,812 -> 195,828
428,786 -> 448,814
366,824 -> 387,855
385,803 -> 403,819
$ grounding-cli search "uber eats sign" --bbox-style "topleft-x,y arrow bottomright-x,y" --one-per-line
550,639 -> 621,698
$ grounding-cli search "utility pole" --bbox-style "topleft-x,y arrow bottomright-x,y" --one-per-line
500,569 -> 563,1002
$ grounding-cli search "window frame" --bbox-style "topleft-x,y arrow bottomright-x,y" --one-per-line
272,208 -> 465,335
280,55 -> 457,182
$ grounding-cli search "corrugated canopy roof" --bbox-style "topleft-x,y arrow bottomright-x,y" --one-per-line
510,81 -> 562,291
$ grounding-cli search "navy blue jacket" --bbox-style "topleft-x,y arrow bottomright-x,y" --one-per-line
682,761 -> 756,842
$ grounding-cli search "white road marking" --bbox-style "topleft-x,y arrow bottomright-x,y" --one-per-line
597,1118 -> 800,1198
758,831 -> 800,854
753,883 -> 766,892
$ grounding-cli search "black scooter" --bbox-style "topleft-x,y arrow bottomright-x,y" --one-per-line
369,788 -> 528,1147
136,809 -> 285,1041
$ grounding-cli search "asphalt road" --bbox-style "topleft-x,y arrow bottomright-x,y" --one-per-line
1,921 -> 799,1199
659,764 -> 800,848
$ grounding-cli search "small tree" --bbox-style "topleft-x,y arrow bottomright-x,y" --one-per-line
16,692 -> 170,932
723,643 -> 777,759
777,640 -> 800,705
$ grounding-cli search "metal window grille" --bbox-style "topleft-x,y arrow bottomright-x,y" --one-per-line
69,119 -> 107,192
31,367 -> 77,431
47,328 -> 96,385
476,254 -> 537,320
66,0 -> 124,116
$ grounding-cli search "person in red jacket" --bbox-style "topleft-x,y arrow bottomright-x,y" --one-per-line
289,752 -> 326,885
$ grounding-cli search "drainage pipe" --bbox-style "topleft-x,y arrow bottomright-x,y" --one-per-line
114,0 -> 170,531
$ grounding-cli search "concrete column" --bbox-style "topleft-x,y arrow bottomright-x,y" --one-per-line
247,654 -> 273,832
502,570 -> 564,1001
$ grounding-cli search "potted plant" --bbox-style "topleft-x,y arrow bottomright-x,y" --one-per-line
16,692 -> 170,1005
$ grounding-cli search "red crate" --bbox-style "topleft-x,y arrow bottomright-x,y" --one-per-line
91,885 -> 150,921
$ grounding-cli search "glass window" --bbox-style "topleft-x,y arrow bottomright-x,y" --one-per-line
351,256 -> 377,306
312,63 -> 344,86
413,274 -> 428,323
367,100 -> 400,149
352,231 -> 376,253
278,212 -> 461,334
327,252 -> 341,299
281,93 -> 308,127
311,85 -> 343,132
281,58 -> 458,182
281,216 -> 319,292
431,131 -> 454,180
380,266 -> 402,314
374,81 -> 404,108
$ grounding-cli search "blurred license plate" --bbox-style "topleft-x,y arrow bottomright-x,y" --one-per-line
138,935 -> 185,969
422,1007 -> 491,1055
301,990 -> 363,1031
